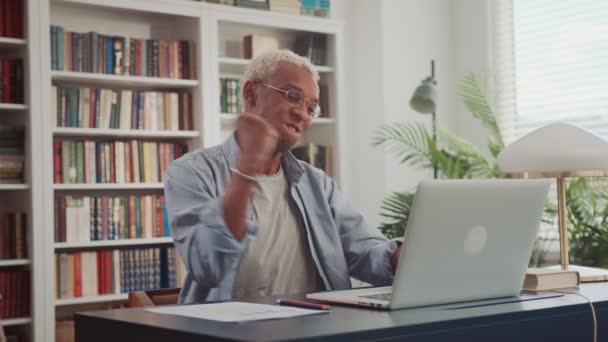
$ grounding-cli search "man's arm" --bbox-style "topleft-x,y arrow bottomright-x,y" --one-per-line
164,161 -> 256,288
323,175 -> 400,285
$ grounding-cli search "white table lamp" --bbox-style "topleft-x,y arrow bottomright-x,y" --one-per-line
497,122 -> 608,282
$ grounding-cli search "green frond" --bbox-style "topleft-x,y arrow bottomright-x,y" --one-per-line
373,122 -> 434,168
458,72 -> 505,152
378,191 -> 415,239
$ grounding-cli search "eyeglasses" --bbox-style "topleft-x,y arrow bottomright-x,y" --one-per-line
258,83 -> 322,119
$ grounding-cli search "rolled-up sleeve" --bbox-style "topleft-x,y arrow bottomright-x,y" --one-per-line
324,176 -> 398,286
164,161 -> 256,289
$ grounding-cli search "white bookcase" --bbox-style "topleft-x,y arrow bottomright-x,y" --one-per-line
0,1 -> 45,341
27,0 -> 345,341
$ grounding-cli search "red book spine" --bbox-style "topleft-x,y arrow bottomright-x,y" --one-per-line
54,140 -> 62,183
14,0 -> 23,38
8,271 -> 15,318
105,251 -> 111,294
135,40 -> 142,76
74,252 -> 82,297
177,41 -> 184,79
97,251 -> 103,295
0,0 -> 5,37
60,197 -> 67,242
24,271 -> 30,316
2,60 -> 10,103
129,196 -> 135,239
20,212 -> 27,259
5,0 -> 14,38
0,272 -> 4,318
90,87 -> 96,128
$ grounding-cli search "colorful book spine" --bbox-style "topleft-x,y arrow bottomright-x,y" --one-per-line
49,26 -> 196,79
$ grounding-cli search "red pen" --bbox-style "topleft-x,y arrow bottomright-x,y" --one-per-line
276,299 -> 331,310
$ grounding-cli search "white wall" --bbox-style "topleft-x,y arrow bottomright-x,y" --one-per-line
344,0 -> 491,228
452,0 -> 493,154
343,0 -> 387,226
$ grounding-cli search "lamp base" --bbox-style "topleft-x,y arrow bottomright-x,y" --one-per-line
547,264 -> 608,282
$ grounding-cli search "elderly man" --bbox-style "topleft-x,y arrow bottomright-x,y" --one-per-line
165,49 -> 401,304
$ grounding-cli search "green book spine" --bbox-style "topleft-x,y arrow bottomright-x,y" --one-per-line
76,141 -> 84,183
69,141 -> 77,183
123,196 -> 129,239
135,196 -> 142,238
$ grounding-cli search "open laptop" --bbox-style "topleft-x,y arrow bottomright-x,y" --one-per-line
307,179 -> 552,310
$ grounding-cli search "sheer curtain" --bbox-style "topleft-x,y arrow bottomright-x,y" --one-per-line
492,0 -> 608,145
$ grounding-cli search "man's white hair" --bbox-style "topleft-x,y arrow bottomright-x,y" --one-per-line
242,49 -> 320,95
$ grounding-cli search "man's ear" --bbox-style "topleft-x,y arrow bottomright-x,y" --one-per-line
243,81 -> 257,110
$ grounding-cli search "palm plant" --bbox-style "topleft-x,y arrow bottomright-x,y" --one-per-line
373,72 -> 608,268
373,72 -> 503,237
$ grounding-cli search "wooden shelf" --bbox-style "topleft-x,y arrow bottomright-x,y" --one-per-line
54,183 -> 164,190
55,294 -> 128,306
0,37 -> 27,47
51,71 -> 199,88
0,184 -> 29,190
219,57 -> 334,74
55,237 -> 173,249
53,127 -> 200,139
0,103 -> 28,111
1,317 -> 33,327
0,259 -> 31,267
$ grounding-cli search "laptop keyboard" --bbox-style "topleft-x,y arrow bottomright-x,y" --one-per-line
360,292 -> 392,301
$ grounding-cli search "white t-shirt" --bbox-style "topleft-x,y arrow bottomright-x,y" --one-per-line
232,167 -> 321,298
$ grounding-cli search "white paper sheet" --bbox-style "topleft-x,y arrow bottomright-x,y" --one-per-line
146,301 -> 328,323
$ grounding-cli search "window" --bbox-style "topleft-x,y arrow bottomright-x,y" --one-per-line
492,0 -> 608,144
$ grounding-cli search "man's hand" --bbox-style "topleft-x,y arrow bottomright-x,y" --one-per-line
236,112 -> 280,174
390,245 -> 402,274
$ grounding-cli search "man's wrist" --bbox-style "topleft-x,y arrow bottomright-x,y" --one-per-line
230,167 -> 257,183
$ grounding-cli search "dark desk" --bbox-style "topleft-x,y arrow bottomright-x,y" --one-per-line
75,283 -> 608,342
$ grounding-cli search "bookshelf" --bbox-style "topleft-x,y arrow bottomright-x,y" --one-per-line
0,37 -> 28,47
51,71 -> 200,88
18,0 -> 346,340
0,259 -> 31,267
55,294 -> 128,307
0,104 -> 28,111
0,0 -> 44,341
54,237 -> 173,249
53,128 -> 200,139
1,317 -> 33,327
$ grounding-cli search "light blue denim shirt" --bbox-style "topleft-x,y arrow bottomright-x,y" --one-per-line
164,134 -> 398,304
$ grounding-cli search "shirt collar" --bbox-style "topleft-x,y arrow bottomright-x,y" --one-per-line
222,132 -> 305,184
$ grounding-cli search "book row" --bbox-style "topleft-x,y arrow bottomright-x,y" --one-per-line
0,126 -> 25,184
0,0 -> 24,39
220,78 -> 242,114
205,0 -> 330,17
56,247 -> 183,299
292,144 -> 331,175
55,195 -> 169,243
51,86 -> 194,131
0,59 -> 24,104
0,268 -> 30,319
0,212 -> 27,260
53,140 -> 188,184
50,26 -> 196,79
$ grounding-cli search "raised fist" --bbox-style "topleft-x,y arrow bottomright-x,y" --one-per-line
235,112 -> 280,174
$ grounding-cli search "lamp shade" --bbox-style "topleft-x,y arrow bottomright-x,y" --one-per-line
409,77 -> 436,114
497,123 -> 608,175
